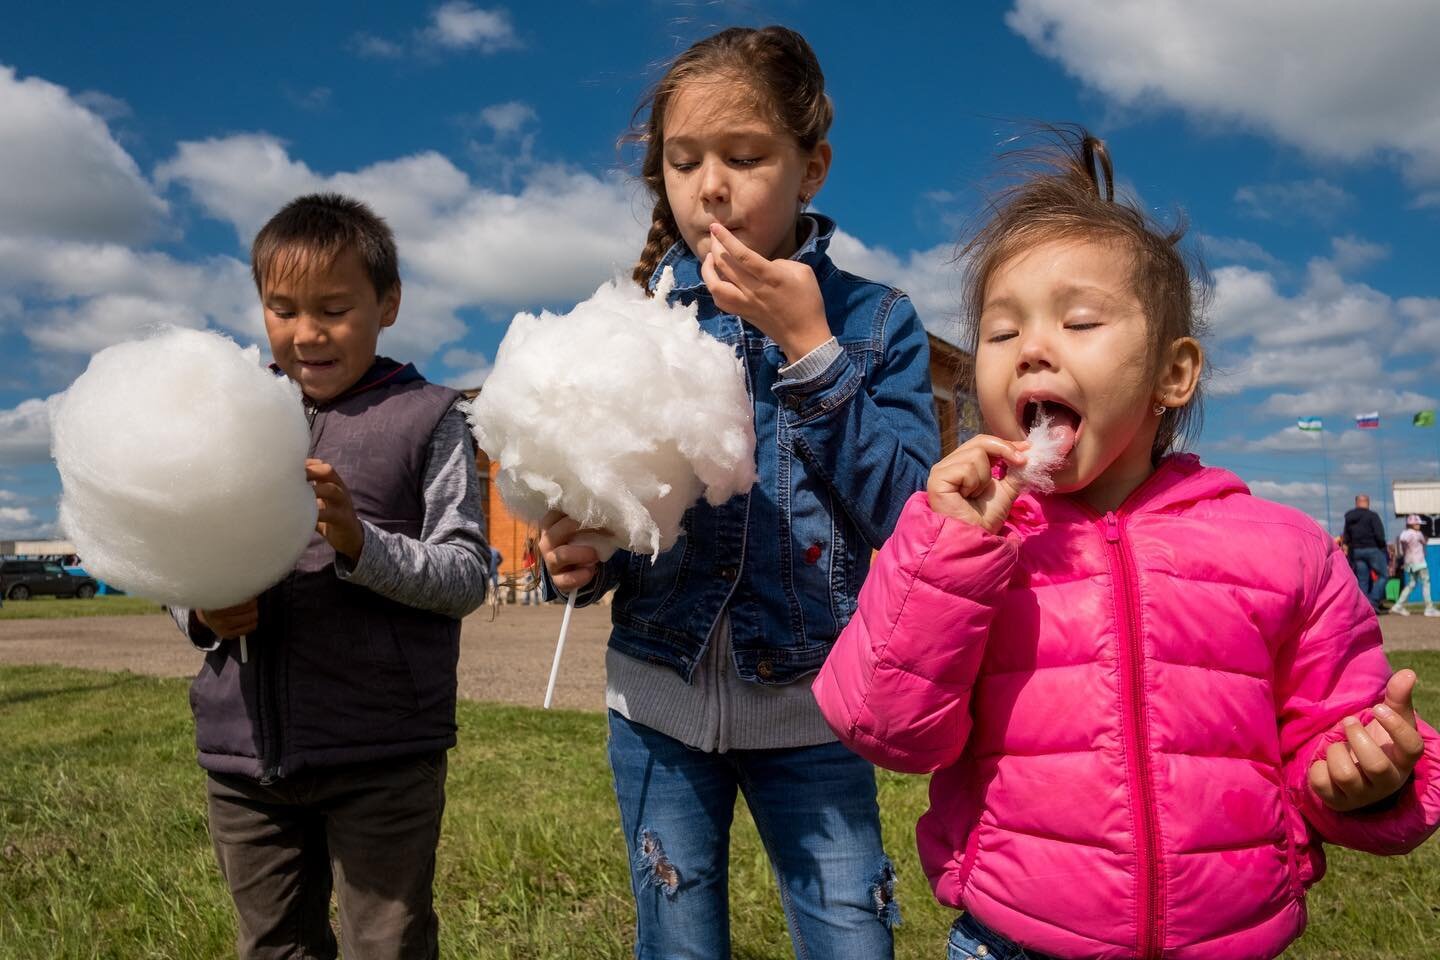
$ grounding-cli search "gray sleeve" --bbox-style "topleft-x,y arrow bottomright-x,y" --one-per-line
170,604 -> 221,652
335,403 -> 490,619
777,336 -> 842,384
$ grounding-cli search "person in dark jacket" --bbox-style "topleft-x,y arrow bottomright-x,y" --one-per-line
1343,493 -> 1390,612
170,194 -> 488,960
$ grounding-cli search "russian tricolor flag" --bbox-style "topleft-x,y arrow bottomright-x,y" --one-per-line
1355,411 -> 1380,429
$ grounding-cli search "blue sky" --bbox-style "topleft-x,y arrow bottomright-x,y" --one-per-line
2,0 -> 1438,539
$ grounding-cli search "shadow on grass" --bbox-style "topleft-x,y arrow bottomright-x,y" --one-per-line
0,673 -> 144,709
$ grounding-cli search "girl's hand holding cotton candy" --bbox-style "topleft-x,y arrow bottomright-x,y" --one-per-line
927,435 -> 1031,533
702,222 -> 832,361
50,327 -> 318,611
538,510 -> 614,594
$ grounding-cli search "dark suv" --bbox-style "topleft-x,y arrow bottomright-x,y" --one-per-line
0,560 -> 98,600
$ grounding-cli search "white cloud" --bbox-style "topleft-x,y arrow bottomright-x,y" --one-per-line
479,100 -> 536,137
0,235 -> 257,354
0,505 -> 36,526
0,397 -> 57,467
352,34 -> 405,59
426,3 -> 519,52
1234,179 -> 1352,224
1007,1 -> 1440,186
1209,239 -> 1398,348
441,348 -> 492,389
1245,480 -> 1332,529
1198,234 -> 1280,269
1210,341 -> 1382,396
826,230 -> 962,341
0,489 -> 17,501
0,65 -> 168,243
73,90 -> 132,121
1210,425 -> 1368,455
1260,388 -> 1438,420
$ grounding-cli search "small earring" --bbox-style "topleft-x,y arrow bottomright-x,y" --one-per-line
799,193 -> 811,206
1152,397 -> 1167,416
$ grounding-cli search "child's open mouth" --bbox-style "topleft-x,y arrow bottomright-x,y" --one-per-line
1021,398 -> 1082,457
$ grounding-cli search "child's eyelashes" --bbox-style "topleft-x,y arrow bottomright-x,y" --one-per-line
667,156 -> 765,172
1065,322 -> 1101,331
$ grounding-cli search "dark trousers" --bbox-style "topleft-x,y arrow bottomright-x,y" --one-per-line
205,752 -> 447,960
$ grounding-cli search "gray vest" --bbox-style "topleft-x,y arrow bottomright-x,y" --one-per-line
190,377 -> 462,780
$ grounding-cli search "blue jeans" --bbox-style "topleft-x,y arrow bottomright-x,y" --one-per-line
607,711 -> 897,959
1351,546 -> 1390,609
947,912 -> 1059,960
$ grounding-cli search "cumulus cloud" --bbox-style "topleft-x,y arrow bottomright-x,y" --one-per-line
353,3 -> 519,60
1210,426 -> 1368,455
441,348 -> 493,389
0,397 -> 58,466
1245,479 -> 1332,528
0,65 -> 168,244
826,230 -> 962,341
1007,1 -> 1440,187
1260,388 -> 1438,420
161,135 -> 646,317
0,505 -> 37,526
1234,179 -> 1352,224
1199,234 -> 1280,269
425,3 -> 519,52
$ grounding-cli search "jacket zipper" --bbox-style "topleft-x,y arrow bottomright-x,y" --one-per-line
1103,510 -> 1163,957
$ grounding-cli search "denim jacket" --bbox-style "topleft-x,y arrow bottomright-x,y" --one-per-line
566,215 -> 939,684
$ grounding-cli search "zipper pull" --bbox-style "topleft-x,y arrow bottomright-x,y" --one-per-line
1104,511 -> 1121,543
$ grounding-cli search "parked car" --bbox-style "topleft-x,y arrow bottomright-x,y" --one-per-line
0,559 -> 98,600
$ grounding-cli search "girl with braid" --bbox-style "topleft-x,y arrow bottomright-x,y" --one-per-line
537,25 -> 939,959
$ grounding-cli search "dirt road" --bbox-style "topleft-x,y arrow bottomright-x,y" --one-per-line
1,604 -> 1436,712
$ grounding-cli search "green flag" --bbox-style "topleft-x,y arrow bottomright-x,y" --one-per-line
1416,410 -> 1437,427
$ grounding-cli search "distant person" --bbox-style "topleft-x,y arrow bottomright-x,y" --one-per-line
170,193 -> 489,959
1394,514 -> 1437,616
1343,494 -> 1390,612
489,544 -> 504,601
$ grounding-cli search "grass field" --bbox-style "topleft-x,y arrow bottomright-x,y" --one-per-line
1,655 -> 1437,959
0,596 -> 163,620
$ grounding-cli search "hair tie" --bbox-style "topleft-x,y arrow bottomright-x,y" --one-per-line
1082,136 -> 1115,203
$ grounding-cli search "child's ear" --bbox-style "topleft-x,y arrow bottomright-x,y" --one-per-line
800,141 -> 832,204
379,284 -> 401,329
1156,336 -> 1203,407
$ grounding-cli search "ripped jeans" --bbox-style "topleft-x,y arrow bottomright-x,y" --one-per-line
607,711 -> 896,959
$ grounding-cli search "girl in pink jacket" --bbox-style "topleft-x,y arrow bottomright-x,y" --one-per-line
813,129 -> 1440,960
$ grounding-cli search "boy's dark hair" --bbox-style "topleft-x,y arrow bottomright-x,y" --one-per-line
251,193 -> 400,300
960,125 -> 1209,462
624,25 -> 832,291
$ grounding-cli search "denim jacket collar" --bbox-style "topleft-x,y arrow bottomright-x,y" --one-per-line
648,214 -> 835,296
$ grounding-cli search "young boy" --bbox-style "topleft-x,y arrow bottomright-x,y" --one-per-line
170,192 -> 489,959
1395,514 -> 1437,616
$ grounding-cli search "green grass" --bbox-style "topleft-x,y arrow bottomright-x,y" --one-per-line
0,596 -> 164,620
1,656 -> 1437,958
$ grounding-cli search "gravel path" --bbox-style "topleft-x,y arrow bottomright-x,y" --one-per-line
1,605 -> 1437,713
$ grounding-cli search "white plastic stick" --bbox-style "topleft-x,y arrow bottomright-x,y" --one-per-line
543,591 -> 577,709
240,635 -> 249,664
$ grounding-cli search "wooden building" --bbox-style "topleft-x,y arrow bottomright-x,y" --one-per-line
467,333 -> 973,583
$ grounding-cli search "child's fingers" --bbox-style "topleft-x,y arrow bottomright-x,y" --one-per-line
540,515 -> 580,552
550,563 -> 597,593
1343,717 -> 1406,795
960,434 -> 1030,469
1307,758 -> 1340,807
546,543 -> 601,573
311,481 -> 348,505
1323,737 -> 1366,804
709,223 -> 768,279
1372,701 -> 1426,768
701,254 -> 748,313
1383,669 -> 1418,726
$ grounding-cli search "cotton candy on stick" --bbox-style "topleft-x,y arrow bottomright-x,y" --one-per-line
468,268 -> 757,707
51,327 -> 318,661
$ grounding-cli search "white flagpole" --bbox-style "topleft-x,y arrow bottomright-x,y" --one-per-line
1320,425 -> 1333,534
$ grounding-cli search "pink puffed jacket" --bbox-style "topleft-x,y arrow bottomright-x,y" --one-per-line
813,456 -> 1440,959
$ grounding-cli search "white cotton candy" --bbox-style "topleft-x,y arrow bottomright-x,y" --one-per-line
468,268 -> 757,558
1011,404 -> 1069,494
51,326 -> 318,609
